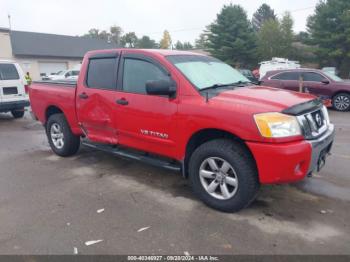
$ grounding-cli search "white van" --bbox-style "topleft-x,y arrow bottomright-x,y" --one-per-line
259,57 -> 300,79
0,60 -> 30,118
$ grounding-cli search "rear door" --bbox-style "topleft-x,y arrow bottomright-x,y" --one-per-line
76,52 -> 120,144
0,63 -> 26,104
274,72 -> 300,92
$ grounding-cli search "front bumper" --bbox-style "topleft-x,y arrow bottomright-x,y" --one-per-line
247,124 -> 335,184
307,124 -> 335,173
0,100 -> 30,113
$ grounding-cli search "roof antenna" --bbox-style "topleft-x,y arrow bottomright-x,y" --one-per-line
8,14 -> 12,30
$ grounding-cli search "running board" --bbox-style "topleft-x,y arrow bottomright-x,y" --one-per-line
82,142 -> 181,172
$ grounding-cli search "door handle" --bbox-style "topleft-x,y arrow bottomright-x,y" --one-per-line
116,98 -> 129,106
79,93 -> 89,99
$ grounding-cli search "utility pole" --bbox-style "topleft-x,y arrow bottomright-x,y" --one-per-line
8,14 -> 12,30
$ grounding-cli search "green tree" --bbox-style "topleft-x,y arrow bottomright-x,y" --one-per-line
84,28 -> 109,40
160,30 -> 172,49
183,42 -> 193,50
205,4 -> 257,67
280,12 -> 294,55
195,32 -> 208,49
307,0 -> 350,76
252,4 -> 276,31
110,25 -> 123,46
175,41 -> 184,50
83,25 -> 123,46
257,19 -> 284,60
121,32 -> 138,48
175,41 -> 193,50
84,28 -> 100,38
256,12 -> 295,60
136,35 -> 158,48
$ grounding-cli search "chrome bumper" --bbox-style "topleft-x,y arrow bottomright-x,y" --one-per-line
307,124 -> 335,173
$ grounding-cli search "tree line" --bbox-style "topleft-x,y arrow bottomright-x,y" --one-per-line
197,0 -> 350,76
83,27 -> 192,50
83,0 -> 350,77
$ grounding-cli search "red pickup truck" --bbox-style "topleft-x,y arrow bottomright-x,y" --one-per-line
29,49 -> 335,212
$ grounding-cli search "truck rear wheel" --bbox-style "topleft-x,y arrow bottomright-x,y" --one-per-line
188,139 -> 259,212
11,109 -> 25,119
46,113 -> 80,157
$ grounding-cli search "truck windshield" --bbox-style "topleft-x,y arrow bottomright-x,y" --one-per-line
166,55 -> 250,90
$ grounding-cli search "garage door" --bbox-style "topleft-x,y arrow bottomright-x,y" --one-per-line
39,62 -> 67,77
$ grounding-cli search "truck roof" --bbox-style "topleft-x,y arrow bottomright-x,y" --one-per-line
86,48 -> 206,57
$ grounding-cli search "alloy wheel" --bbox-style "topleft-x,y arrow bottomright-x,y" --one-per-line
50,123 -> 64,149
199,157 -> 238,200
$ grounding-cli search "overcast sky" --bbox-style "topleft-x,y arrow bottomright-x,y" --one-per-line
0,0 -> 319,43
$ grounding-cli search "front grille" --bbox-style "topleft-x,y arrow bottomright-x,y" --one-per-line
297,106 -> 329,139
3,87 -> 18,95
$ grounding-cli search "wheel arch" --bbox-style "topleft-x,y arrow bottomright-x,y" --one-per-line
332,90 -> 350,98
183,128 -> 256,178
45,105 -> 64,125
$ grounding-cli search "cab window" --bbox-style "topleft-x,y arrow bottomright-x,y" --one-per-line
271,72 -> 300,81
122,58 -> 170,94
303,72 -> 326,82
87,58 -> 117,89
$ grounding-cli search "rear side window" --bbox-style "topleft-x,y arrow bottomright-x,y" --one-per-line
0,64 -> 20,80
122,58 -> 170,94
303,72 -> 326,82
271,72 -> 300,81
87,58 -> 117,89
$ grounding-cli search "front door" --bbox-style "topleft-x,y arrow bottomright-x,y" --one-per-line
302,72 -> 332,98
279,71 -> 301,92
115,52 -> 178,158
76,53 -> 120,144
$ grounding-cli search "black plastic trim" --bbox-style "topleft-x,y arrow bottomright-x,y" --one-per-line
0,100 -> 30,112
282,98 -> 323,116
88,51 -> 119,59
82,141 -> 181,172
33,80 -> 77,87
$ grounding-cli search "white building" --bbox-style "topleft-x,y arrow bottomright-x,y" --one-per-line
0,27 -> 117,80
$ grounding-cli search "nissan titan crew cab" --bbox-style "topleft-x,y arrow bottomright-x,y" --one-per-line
29,49 -> 335,212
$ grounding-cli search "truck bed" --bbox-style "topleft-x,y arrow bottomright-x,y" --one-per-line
29,80 -> 81,134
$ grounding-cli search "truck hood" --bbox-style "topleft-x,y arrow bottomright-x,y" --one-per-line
212,86 -> 315,113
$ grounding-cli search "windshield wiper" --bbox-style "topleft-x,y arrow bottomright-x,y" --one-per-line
200,83 -> 237,91
230,81 -> 252,86
201,81 -> 252,91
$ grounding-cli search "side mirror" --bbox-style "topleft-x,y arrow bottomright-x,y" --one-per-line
322,79 -> 330,84
146,79 -> 176,97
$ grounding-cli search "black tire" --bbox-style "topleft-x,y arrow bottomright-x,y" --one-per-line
46,113 -> 80,157
332,93 -> 350,111
188,139 -> 259,212
11,109 -> 25,119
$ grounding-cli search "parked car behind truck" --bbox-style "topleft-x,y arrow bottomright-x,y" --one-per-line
0,60 -> 30,118
29,49 -> 335,212
260,68 -> 350,111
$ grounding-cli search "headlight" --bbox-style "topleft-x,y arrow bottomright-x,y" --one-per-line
254,112 -> 301,138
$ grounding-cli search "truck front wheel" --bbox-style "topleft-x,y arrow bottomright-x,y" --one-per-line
188,139 -> 259,212
46,113 -> 80,157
